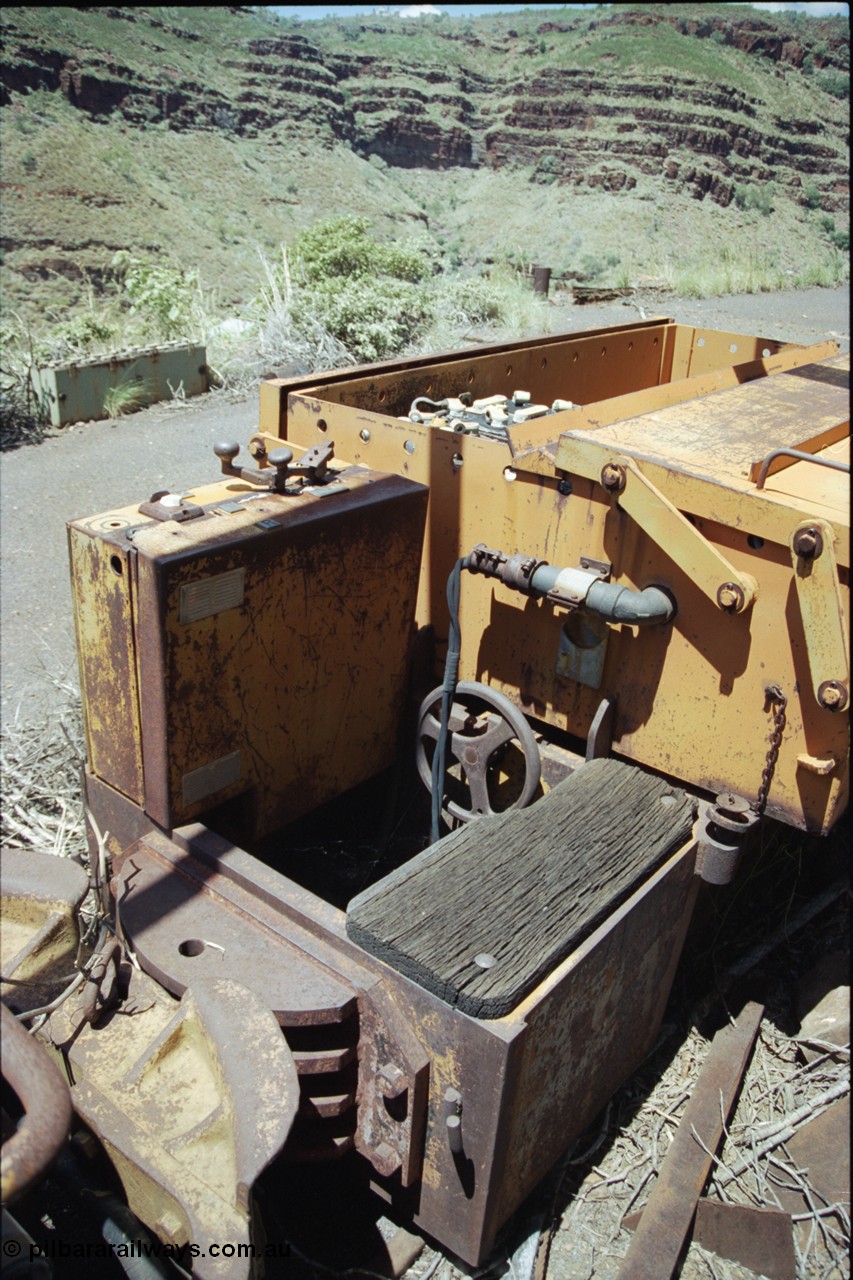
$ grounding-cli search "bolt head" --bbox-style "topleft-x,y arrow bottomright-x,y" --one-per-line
377,1063 -> 406,1098
600,463 -> 626,493
793,526 -> 823,559
372,1141 -> 400,1175
818,680 -> 848,711
716,582 -> 745,612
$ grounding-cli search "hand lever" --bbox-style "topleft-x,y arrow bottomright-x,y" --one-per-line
268,448 -> 294,493
214,440 -> 332,493
214,441 -> 277,489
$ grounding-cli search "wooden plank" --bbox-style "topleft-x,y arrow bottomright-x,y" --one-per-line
347,759 -> 695,1019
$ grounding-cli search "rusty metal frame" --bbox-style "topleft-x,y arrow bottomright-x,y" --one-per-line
63,789 -> 700,1266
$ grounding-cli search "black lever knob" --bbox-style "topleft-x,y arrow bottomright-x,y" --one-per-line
268,447 -> 294,488
214,441 -> 240,464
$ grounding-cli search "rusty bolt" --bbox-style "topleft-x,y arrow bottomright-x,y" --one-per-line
818,680 -> 848,712
372,1141 -> 400,1176
793,526 -> 823,559
377,1063 -> 406,1099
600,463 -> 626,494
716,582 -> 745,612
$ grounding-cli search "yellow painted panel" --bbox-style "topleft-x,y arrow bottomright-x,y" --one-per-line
68,526 -> 144,803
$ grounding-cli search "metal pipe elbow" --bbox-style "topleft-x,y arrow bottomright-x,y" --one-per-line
585,580 -> 674,626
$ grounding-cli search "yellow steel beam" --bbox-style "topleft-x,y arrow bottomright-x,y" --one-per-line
600,457 -> 757,612
789,520 -> 850,712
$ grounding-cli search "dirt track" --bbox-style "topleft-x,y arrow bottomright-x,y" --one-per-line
0,284 -> 848,717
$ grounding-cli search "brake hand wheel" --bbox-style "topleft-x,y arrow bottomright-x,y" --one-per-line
416,680 -> 541,823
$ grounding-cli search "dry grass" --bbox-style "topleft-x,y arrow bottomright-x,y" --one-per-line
0,676 -> 87,862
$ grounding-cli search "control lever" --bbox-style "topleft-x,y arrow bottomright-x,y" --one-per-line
214,440 -> 334,493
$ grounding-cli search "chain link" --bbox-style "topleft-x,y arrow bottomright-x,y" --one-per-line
755,683 -> 787,816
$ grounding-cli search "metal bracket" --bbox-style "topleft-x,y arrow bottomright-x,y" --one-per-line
789,519 -> 850,711
138,493 -> 204,523
608,457 -> 758,613
552,445 -> 759,613
556,611 -> 609,688
356,983 -> 430,1187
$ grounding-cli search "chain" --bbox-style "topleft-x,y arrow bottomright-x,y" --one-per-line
755,683 -> 787,816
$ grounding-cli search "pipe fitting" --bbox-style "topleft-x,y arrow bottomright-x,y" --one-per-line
585,580 -> 675,626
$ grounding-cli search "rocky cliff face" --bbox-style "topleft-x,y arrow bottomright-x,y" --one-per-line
2,4 -> 847,213
0,5 -> 848,315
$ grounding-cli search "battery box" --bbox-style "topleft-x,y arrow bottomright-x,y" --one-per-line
68,465 -> 428,838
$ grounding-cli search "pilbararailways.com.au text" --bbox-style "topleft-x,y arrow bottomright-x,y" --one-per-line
2,1238 -> 291,1263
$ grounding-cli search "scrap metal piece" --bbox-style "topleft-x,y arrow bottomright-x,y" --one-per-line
623,1200 -> 796,1280
617,1000 -> 764,1280
67,972 -> 299,1280
0,1003 -> 73,1203
694,1201 -> 796,1280
784,1095 -> 850,1213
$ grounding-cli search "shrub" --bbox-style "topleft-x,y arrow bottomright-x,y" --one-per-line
110,251 -> 201,339
734,184 -> 775,216
54,312 -> 118,351
802,184 -> 822,210
308,276 -> 433,362
291,216 -> 431,285
816,70 -> 849,99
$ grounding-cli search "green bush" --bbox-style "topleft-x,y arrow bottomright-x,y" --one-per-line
802,184 -> 822,210
734,184 -> 775,216
292,216 -> 431,285
816,69 -> 850,99
830,228 -> 849,252
255,218 -> 437,363
110,250 -> 201,339
308,276 -> 433,362
53,312 -> 118,351
448,276 -> 504,324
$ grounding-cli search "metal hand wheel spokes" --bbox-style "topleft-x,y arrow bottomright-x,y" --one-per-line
417,680 -> 541,823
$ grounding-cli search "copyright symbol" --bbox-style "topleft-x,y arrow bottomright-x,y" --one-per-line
3,1240 -> 22,1257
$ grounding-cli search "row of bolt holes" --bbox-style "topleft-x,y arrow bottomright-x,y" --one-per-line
316,351 -> 597,472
